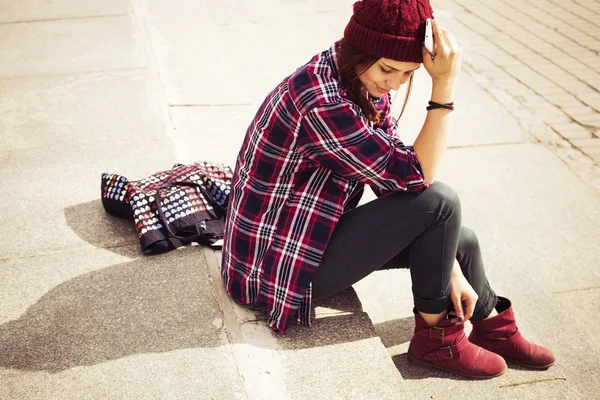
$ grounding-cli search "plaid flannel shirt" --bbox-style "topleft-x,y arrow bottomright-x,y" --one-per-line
221,43 -> 428,333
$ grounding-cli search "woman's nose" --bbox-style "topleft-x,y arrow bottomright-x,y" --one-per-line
387,74 -> 407,90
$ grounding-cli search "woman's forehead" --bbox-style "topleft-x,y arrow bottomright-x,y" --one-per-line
379,58 -> 421,71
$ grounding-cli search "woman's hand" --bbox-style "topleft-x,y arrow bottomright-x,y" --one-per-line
449,262 -> 478,324
422,19 -> 462,86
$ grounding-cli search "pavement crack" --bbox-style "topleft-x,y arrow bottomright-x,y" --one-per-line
3,67 -> 147,80
0,14 -> 129,25
239,318 -> 268,325
447,141 -> 524,149
553,285 -> 600,295
170,103 -> 252,108
0,243 -> 139,261
499,378 -> 567,389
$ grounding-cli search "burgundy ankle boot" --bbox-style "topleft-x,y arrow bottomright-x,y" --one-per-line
408,311 -> 507,379
469,297 -> 555,369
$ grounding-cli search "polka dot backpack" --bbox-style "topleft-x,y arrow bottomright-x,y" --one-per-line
101,161 -> 232,254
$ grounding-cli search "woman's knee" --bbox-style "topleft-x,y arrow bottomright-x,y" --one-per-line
421,181 -> 461,218
458,226 -> 480,256
456,226 -> 481,270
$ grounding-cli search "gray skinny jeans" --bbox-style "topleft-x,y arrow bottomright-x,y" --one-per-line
312,181 -> 498,321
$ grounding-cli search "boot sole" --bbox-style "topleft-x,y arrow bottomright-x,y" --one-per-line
407,353 -> 507,380
508,359 -> 555,370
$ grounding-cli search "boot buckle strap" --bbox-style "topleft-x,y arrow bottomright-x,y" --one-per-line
437,345 -> 454,360
428,327 -> 445,339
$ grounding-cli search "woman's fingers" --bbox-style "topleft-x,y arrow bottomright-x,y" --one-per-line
443,28 -> 461,54
451,294 -> 464,324
431,18 -> 447,49
464,295 -> 476,322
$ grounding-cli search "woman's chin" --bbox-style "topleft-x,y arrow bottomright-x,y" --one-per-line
368,91 -> 384,99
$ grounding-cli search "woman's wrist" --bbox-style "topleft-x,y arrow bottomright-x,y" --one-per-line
431,79 -> 456,104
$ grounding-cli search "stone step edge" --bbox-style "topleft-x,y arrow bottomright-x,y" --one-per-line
201,247 -> 414,400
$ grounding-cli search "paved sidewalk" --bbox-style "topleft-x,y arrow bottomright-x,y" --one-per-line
433,0 -> 600,190
1,0 -> 599,399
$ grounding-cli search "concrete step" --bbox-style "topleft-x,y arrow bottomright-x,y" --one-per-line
202,248 -> 415,400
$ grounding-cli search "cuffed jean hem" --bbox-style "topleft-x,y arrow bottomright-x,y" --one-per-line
413,293 -> 452,315
471,291 -> 499,321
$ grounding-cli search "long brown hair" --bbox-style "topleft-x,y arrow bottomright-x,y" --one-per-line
337,39 -> 414,125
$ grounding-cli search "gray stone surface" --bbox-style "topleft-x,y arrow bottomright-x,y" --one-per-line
170,105 -> 256,167
500,379 -> 577,400
0,16 -> 145,77
0,70 -> 175,259
0,246 -> 245,400
262,298 -> 414,400
395,68 -> 524,148
0,246 -> 140,324
437,144 -> 600,293
554,288 -> 600,345
0,0 -> 131,23
280,336 -> 412,400
144,0 -> 343,106
0,70 -> 166,154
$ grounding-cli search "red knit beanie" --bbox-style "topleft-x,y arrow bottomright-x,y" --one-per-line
344,0 -> 434,63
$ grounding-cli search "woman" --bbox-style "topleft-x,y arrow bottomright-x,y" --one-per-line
220,0 -> 554,379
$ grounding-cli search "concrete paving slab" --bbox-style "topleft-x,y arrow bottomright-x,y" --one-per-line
0,245 -> 139,324
0,70 -> 175,259
392,350 -> 507,400
0,70 -> 166,153
150,23 -> 298,106
313,286 -> 365,317
500,379 -> 576,400
144,0 -> 274,30
0,246 -> 245,399
0,0 -> 131,23
169,105 -> 256,167
554,288 -> 600,345
436,144 -> 600,293
145,0 -> 340,106
230,305 -> 415,400
279,334 -> 413,400
300,0 -> 354,40
0,15 -> 146,77
394,68 -> 524,148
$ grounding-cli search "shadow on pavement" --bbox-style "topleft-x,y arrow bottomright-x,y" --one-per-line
392,352 -> 473,381
64,200 -> 140,256
0,246 -> 223,373
374,316 -> 414,348
1,203 -> 377,372
278,287 -> 378,348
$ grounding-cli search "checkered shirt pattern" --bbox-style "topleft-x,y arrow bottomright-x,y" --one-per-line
221,43 -> 428,334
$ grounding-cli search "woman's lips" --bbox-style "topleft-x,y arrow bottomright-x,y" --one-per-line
377,85 -> 390,94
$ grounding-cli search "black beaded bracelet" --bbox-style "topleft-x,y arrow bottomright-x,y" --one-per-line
426,101 -> 454,111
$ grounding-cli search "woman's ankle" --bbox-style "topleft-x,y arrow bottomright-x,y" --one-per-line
483,308 -> 499,320
418,310 -> 448,327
